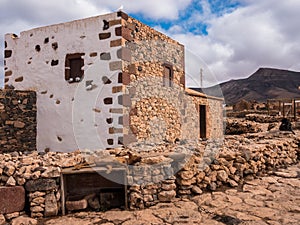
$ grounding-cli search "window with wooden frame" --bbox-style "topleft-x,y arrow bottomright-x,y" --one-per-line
65,53 -> 85,83
163,63 -> 174,87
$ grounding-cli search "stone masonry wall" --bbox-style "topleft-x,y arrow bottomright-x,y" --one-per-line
123,76 -> 199,144
127,132 -> 300,209
0,132 -> 299,222
108,13 -> 190,145
191,94 -> 224,139
0,89 -> 36,153
122,15 -> 185,88
115,13 -> 223,144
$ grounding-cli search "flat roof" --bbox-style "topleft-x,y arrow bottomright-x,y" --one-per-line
185,88 -> 224,101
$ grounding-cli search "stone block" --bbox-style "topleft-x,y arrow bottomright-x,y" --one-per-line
112,86 -> 123,93
109,19 -> 122,27
127,64 -> 136,74
11,216 -> 37,225
4,212 -> 20,220
117,11 -> 129,20
44,192 -> 58,217
109,61 -> 122,71
110,39 -> 123,47
0,186 -> 25,214
4,165 -> 15,176
123,134 -> 137,146
100,52 -> 111,60
122,72 -> 130,85
99,32 -> 111,40
118,94 -> 132,107
161,183 -> 176,191
0,214 -> 5,225
66,199 -> 88,211
25,179 -> 57,192
122,115 -> 129,126
89,52 -> 97,57
117,47 -> 131,62
122,27 -> 133,41
109,127 -> 123,134
109,108 -> 123,114
180,75 -> 185,87
5,70 -> 12,77
115,27 -> 133,41
6,176 -> 16,186
30,206 -> 44,213
158,190 -> 176,202
126,23 -> 137,31
13,121 -> 25,128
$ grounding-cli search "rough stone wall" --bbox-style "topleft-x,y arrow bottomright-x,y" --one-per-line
122,76 -> 199,144
191,94 -> 224,139
122,15 -> 185,87
0,89 -> 36,153
207,98 -> 224,139
127,133 -> 299,209
114,13 -> 201,145
0,133 -> 298,221
127,162 -> 176,209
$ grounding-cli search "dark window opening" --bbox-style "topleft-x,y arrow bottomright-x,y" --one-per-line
118,73 -> 123,83
103,20 -> 109,30
106,118 -> 113,124
51,60 -> 59,66
52,42 -> 58,50
4,50 -> 12,58
107,139 -> 114,145
104,97 -> 113,105
35,45 -> 41,52
102,76 -> 112,84
163,63 -> 173,87
65,53 -> 85,83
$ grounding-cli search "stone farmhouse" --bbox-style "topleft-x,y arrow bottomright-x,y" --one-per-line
5,12 -> 300,221
3,11 -> 223,153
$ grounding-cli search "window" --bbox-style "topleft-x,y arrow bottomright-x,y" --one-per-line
163,63 -> 173,87
65,53 -> 85,83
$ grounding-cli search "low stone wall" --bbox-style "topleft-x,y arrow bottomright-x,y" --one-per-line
0,89 -> 36,153
0,132 -> 299,222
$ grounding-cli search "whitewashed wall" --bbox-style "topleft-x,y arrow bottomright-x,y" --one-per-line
4,12 -> 124,152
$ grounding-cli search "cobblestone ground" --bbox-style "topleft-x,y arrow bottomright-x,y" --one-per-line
40,162 -> 300,225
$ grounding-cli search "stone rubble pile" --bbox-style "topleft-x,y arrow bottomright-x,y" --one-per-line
225,118 -> 262,135
245,113 -> 281,123
0,131 -> 299,222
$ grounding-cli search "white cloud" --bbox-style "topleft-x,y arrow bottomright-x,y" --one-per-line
1,0 -> 300,88
0,0 -> 193,86
166,0 -> 300,86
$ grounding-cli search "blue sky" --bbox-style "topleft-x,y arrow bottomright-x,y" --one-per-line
136,0 -> 240,35
1,0 -> 300,87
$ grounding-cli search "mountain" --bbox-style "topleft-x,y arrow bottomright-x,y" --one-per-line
191,68 -> 300,105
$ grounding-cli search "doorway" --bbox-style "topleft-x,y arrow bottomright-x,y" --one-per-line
199,105 -> 206,139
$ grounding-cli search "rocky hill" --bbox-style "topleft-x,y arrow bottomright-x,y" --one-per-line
191,68 -> 300,105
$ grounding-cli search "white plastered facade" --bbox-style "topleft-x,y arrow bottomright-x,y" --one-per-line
4,12 -> 124,152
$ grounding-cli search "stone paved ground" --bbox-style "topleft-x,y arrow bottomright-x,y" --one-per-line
35,162 -> 300,225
